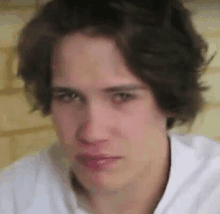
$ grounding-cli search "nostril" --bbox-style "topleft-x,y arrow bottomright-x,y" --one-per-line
78,139 -> 90,145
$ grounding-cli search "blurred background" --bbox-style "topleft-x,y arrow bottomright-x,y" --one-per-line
0,0 -> 220,170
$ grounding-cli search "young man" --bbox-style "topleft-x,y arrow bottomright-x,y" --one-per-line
1,0 -> 219,213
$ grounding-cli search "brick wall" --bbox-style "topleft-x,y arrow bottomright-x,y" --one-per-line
0,0 -> 57,170
0,0 -> 220,170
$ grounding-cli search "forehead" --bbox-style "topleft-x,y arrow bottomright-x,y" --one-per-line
51,32 -> 146,91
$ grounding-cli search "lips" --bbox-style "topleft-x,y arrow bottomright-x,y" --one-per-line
76,154 -> 121,161
76,154 -> 122,170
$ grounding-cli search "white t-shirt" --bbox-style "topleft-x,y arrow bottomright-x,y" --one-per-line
1,131 -> 220,214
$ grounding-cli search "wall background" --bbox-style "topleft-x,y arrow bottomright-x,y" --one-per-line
0,0 -> 220,170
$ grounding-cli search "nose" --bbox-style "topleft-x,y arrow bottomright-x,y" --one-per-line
76,101 -> 111,146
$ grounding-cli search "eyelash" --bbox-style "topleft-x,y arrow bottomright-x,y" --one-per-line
53,92 -> 136,104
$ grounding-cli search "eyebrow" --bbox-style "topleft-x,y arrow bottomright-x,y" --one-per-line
52,84 -> 146,94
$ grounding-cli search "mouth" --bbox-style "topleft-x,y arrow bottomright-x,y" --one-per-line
76,154 -> 122,160
76,154 -> 122,170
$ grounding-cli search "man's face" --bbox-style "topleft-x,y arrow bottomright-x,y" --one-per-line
51,32 -> 169,193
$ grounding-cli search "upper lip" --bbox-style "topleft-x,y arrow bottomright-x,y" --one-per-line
76,154 -> 122,160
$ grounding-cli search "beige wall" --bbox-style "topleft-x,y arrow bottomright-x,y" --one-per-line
0,0 -> 220,170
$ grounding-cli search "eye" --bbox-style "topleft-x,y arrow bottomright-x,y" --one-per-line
53,92 -> 136,104
53,92 -> 80,103
113,92 -> 136,103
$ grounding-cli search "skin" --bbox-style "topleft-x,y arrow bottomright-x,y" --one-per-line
51,32 -> 171,214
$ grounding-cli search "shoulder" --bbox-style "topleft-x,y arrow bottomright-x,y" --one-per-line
0,151 -> 43,213
0,142 -> 57,183
0,141 -> 70,182
169,131 -> 220,160
0,142 -> 79,214
169,132 -> 220,186
0,142 -> 66,213
162,132 -> 220,213
0,150 -> 43,187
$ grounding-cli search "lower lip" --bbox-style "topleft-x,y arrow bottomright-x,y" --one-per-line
76,157 -> 120,170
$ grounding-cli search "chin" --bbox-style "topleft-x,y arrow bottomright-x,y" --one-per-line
75,168 -> 124,193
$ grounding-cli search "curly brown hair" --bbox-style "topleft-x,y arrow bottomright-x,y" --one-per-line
16,0 -> 213,130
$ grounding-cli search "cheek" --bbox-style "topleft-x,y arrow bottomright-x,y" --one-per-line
118,108 -> 148,143
120,106 -> 158,133
51,103 -> 78,143
142,101 -> 167,129
119,105 -> 167,150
